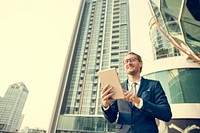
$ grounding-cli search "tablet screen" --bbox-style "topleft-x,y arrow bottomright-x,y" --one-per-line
97,68 -> 124,99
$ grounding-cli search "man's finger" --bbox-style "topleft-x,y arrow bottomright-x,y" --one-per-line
101,84 -> 109,93
102,86 -> 113,96
102,91 -> 115,100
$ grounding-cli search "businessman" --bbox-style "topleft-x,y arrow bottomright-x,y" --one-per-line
101,52 -> 172,133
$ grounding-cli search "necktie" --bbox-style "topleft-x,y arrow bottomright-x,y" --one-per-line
131,82 -> 137,106
131,82 -> 137,94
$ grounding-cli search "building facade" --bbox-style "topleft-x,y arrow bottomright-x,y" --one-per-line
49,0 -> 131,132
0,82 -> 29,132
148,0 -> 200,62
20,127 -> 46,133
149,17 -> 181,60
146,0 -> 200,132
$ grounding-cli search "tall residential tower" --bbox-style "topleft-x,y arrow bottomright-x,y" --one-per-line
0,82 -> 28,132
49,0 -> 130,132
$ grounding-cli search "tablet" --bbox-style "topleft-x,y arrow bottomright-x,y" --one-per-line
97,68 -> 124,99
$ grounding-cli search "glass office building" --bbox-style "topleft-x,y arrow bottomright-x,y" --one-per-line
146,0 -> 200,132
149,17 -> 181,60
0,82 -> 28,132
49,0 -> 130,132
148,0 -> 200,62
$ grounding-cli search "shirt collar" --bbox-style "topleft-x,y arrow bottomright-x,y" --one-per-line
128,76 -> 141,87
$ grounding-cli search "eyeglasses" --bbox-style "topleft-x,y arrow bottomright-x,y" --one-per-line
123,57 -> 138,64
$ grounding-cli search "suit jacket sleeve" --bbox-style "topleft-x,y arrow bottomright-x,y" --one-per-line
141,81 -> 172,122
101,100 -> 118,123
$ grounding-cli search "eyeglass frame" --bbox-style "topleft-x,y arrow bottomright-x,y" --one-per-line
123,57 -> 138,64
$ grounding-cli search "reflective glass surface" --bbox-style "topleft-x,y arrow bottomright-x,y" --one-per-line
144,68 -> 200,103
150,0 -> 166,30
149,0 -> 200,60
181,1 -> 200,57
160,0 -> 182,36
57,115 -> 115,133
148,17 -> 181,60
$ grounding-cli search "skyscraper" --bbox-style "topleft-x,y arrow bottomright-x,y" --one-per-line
0,82 -> 29,132
49,0 -> 130,132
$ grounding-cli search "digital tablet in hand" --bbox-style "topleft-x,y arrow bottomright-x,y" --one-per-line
97,68 -> 124,99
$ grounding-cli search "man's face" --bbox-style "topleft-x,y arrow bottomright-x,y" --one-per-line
124,54 -> 142,75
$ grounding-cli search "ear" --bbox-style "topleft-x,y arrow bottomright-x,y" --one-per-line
139,62 -> 143,72
139,62 -> 143,67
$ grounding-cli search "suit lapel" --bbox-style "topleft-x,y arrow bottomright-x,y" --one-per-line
137,77 -> 149,97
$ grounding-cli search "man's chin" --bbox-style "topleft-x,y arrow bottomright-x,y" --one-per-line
127,70 -> 135,74
127,68 -> 138,73
127,68 -> 134,72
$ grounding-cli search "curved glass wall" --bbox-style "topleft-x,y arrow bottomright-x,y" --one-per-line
149,18 -> 181,60
182,0 -> 200,56
149,0 -> 166,31
144,68 -> 200,104
160,0 -> 182,36
149,0 -> 200,61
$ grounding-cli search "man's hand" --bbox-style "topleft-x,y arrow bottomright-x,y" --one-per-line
101,84 -> 116,108
123,90 -> 140,105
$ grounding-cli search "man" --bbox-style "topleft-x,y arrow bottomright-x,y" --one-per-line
101,52 -> 172,133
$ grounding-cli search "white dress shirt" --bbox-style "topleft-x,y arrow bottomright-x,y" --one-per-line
128,77 -> 143,109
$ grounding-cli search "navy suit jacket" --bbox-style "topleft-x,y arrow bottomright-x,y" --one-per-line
102,77 -> 172,133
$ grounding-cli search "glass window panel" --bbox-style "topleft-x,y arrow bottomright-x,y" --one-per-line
144,68 -> 200,103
